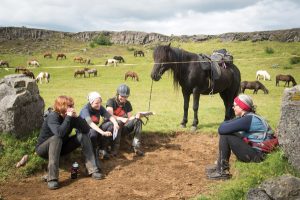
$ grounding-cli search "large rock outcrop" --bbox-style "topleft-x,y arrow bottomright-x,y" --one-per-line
0,27 -> 299,45
277,85 -> 300,171
0,74 -> 45,137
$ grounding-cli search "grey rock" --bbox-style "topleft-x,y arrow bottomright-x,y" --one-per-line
277,85 -> 300,171
0,74 -> 45,137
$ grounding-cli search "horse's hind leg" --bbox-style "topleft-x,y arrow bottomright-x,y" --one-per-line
220,89 -> 236,120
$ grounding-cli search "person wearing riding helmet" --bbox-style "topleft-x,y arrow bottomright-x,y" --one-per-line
206,94 -> 274,180
106,84 -> 144,156
79,92 -> 119,163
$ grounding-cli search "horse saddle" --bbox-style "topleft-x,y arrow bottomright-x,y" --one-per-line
198,54 -> 222,80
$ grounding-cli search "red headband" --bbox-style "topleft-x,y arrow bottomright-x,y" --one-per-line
234,97 -> 251,111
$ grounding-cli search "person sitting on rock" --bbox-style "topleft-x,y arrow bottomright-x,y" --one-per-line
206,94 -> 275,180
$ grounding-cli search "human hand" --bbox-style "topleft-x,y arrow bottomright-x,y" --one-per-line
66,108 -> 77,117
102,131 -> 112,137
119,117 -> 128,124
135,113 -> 141,119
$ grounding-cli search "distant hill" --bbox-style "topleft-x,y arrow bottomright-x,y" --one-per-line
0,26 -> 299,45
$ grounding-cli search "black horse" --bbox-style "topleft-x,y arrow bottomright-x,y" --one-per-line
113,56 -> 125,63
151,44 -> 241,130
134,50 -> 144,57
276,74 -> 297,87
241,81 -> 269,94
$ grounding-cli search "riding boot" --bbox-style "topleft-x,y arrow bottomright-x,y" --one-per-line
207,159 -> 231,180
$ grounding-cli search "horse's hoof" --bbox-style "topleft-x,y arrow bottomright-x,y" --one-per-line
180,124 -> 186,128
191,126 -> 197,132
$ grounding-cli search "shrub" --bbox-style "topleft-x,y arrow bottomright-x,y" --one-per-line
265,47 -> 274,54
89,42 -> 96,48
289,56 -> 300,64
93,33 -> 112,46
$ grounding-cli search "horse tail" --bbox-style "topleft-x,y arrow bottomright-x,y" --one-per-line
47,73 -> 50,81
105,61 -> 108,65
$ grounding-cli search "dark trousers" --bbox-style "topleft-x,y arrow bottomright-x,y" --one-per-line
218,134 -> 265,170
36,117 -> 98,181
118,118 -> 142,148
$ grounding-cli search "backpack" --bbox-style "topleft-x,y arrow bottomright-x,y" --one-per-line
211,49 -> 233,67
44,107 -> 53,120
245,114 -> 279,153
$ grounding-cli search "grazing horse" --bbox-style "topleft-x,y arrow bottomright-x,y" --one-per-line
105,59 -> 118,66
15,66 -> 28,73
0,60 -> 9,68
276,74 -> 297,87
125,71 -> 139,81
23,70 -> 35,79
241,81 -> 269,94
134,50 -> 144,57
74,69 -> 86,78
27,60 -> 40,67
36,72 -> 50,84
86,68 -> 97,77
43,52 -> 52,58
256,70 -> 271,81
56,53 -> 66,60
113,56 -> 125,63
151,44 -> 241,130
74,56 -> 83,63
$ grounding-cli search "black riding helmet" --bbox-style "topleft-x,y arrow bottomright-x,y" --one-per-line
117,84 -> 130,97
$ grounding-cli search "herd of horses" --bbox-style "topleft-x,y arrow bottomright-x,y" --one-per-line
1,45 -> 298,131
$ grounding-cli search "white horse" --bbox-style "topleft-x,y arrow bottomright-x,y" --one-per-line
27,60 -> 40,67
36,72 -> 50,84
105,58 -> 119,67
256,70 -> 271,81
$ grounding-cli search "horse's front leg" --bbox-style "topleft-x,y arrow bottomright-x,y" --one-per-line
180,89 -> 190,128
191,89 -> 200,131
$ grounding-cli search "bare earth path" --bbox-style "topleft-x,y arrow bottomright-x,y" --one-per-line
0,132 -> 218,200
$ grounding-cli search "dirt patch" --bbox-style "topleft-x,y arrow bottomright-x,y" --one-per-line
0,132 -> 219,200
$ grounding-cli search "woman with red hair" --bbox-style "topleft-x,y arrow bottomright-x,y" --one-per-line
206,94 -> 275,180
36,96 -> 103,190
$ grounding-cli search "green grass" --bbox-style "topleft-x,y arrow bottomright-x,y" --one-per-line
1,39 -> 300,198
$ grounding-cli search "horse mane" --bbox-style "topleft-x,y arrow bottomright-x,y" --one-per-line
154,45 -> 190,89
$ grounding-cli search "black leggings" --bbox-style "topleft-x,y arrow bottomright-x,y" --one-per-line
219,134 -> 265,165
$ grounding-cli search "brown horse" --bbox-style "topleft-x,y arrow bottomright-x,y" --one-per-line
125,71 -> 139,81
134,50 -> 144,57
74,69 -> 86,78
241,81 -> 269,94
0,60 -> 9,68
23,70 -> 35,79
15,66 -> 29,73
73,56 -> 83,62
43,52 -> 52,58
56,53 -> 66,60
276,74 -> 297,87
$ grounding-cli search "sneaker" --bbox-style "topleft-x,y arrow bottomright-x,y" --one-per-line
133,147 -> 144,156
91,172 -> 104,180
207,170 -> 232,180
48,180 -> 59,190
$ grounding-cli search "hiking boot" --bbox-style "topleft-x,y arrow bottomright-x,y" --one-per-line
207,170 -> 231,180
133,147 -> 144,156
205,164 -> 218,175
48,180 -> 59,190
91,172 -> 104,180
99,150 -> 110,160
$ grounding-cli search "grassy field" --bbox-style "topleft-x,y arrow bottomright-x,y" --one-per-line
1,38 -> 300,199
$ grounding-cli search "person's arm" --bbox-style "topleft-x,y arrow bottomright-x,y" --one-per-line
107,106 -> 128,123
218,115 -> 252,135
47,112 -> 72,138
